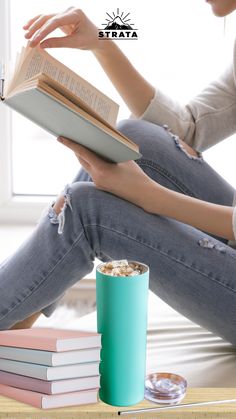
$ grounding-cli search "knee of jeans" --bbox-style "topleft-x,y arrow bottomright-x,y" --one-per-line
47,182 -> 102,236
117,119 -> 168,150
117,119 -> 203,163
117,118 -> 156,140
116,118 -> 139,134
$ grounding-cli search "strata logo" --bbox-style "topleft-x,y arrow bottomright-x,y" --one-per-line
98,9 -> 138,40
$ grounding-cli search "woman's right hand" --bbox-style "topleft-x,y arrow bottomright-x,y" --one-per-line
23,7 -> 101,51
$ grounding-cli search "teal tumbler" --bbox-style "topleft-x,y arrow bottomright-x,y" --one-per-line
96,261 -> 149,406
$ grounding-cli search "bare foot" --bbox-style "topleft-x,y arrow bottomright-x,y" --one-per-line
10,311 -> 42,330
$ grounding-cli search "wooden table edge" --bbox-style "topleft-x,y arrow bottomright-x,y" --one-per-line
0,388 -> 236,418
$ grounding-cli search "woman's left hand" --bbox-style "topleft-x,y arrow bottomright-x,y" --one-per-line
58,137 -> 154,210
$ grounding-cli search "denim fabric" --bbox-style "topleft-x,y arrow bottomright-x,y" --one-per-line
1,120 -> 236,345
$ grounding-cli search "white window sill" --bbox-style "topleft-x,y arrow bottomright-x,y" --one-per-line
0,195 -> 55,224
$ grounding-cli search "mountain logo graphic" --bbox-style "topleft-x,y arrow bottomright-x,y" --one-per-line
98,9 -> 138,40
104,15 -> 133,30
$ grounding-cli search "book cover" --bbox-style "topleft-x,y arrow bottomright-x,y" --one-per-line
5,87 -> 141,163
0,327 -> 101,351
0,370 -> 100,395
0,383 -> 99,409
0,345 -> 101,366
0,358 -> 100,380
1,45 -> 142,163
6,45 -> 119,127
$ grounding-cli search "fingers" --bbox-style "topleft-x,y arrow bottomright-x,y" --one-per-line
24,15 -> 54,40
28,13 -> 75,47
28,17 -> 60,47
23,15 -> 42,30
40,35 -> 72,49
57,137 -> 92,174
77,155 -> 91,173
57,137 -> 106,167
58,137 -> 84,151
58,137 -> 93,159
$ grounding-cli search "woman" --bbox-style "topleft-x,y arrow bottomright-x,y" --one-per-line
1,0 -> 236,342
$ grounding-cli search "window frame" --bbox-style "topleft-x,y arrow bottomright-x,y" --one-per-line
0,0 -> 54,224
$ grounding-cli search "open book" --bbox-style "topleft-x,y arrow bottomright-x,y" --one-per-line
0,45 -> 141,163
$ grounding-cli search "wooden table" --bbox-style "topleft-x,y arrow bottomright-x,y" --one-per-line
0,389 -> 236,418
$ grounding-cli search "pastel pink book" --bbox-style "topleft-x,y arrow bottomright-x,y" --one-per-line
0,370 -> 100,395
0,383 -> 99,409
0,328 -> 101,352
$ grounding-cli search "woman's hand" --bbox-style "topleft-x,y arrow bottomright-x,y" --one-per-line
57,138 -> 235,241
57,137 -> 155,210
23,8 -> 155,117
23,7 -> 101,51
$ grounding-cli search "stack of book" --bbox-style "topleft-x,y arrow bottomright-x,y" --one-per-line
0,328 -> 101,409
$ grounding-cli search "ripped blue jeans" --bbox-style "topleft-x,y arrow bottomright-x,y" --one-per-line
1,120 -> 236,345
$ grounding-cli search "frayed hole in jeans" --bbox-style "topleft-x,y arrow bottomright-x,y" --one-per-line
48,184 -> 73,235
163,124 -> 203,162
198,237 -> 226,253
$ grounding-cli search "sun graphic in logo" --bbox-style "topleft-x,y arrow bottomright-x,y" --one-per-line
102,9 -> 135,30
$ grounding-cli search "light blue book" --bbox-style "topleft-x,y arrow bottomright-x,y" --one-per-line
4,86 -> 141,163
1,46 -> 141,163
0,358 -> 100,381
0,345 -> 100,366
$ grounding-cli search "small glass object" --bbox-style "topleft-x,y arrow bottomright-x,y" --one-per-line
145,372 -> 187,405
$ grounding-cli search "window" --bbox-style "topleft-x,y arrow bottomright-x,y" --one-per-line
0,0 -> 235,222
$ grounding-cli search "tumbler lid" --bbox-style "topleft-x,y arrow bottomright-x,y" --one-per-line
145,372 -> 187,404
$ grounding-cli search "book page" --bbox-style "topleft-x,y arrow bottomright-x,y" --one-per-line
9,45 -> 119,126
37,81 -> 138,151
